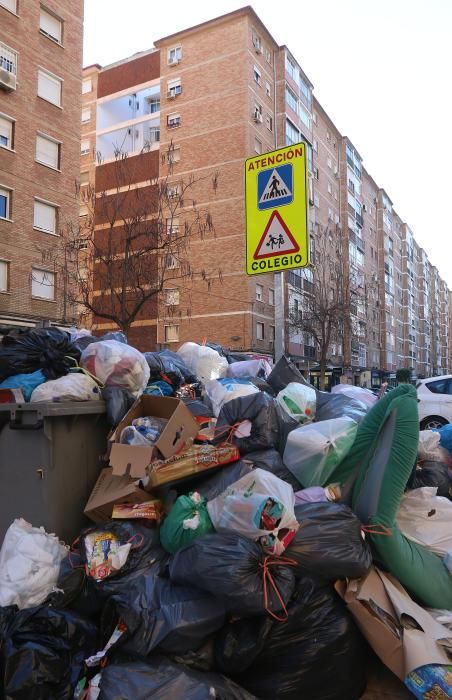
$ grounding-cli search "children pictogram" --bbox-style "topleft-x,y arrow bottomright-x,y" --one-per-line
258,164 -> 293,210
254,210 -> 300,259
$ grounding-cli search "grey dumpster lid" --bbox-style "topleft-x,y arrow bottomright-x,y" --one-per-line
0,401 -> 106,417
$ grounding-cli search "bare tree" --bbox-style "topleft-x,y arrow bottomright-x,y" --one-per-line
42,141 -> 219,337
288,224 -> 362,390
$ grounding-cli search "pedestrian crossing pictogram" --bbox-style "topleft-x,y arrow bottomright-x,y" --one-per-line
254,210 -> 300,259
258,164 -> 293,210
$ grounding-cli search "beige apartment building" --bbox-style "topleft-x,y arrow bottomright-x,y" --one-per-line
81,6 -> 451,380
0,0 -> 83,331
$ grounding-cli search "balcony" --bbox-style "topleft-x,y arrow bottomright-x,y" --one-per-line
0,42 -> 17,91
355,212 -> 363,228
287,271 -> 302,290
96,119 -> 160,161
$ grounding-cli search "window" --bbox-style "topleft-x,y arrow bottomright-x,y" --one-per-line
269,288 -> 275,305
299,75 -> 312,109
312,112 -> 317,125
0,0 -> 17,12
79,204 -> 88,217
313,138 -> 318,152
251,30 -> 262,52
334,190 -> 338,201
81,140 -> 90,156
253,65 -> 261,85
146,97 -> 160,114
313,167 -> 319,179
38,69 -> 62,107
285,118 -> 300,146
285,54 -> 296,80
167,79 -> 182,98
82,78 -> 92,94
256,322 -> 265,340
327,157 -> 332,169
314,193 -> 320,208
328,207 -> 333,220
254,137 -> 262,154
0,186 -> 11,219
328,182 -> 332,195
81,107 -> 91,122
80,171 -> 89,185
0,260 -> 9,292
166,217 -> 180,236
35,133 -> 60,169
33,199 -> 57,233
39,7 -> 63,44
165,289 -> 180,306
168,46 -> 182,64
326,130 -> 331,141
285,85 -> 298,113
163,146 -> 180,165
265,48 -> 272,64
256,284 -> 263,301
266,114 -> 273,131
166,254 -> 180,269
299,103 -> 311,129
0,41 -> 17,75
0,114 -> 14,149
270,325 -> 275,340
165,324 -> 179,342
334,214 -> 340,225
425,378 -> 452,395
167,112 -> 181,128
32,268 -> 55,299
265,82 -> 271,98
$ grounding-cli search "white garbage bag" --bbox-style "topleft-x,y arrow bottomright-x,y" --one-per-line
0,519 -> 68,609
81,340 -> 150,396
207,468 -> 299,555
276,382 -> 316,423
205,378 -> 259,417
331,384 -> 377,409
283,417 -> 358,487
177,342 -> 228,385
418,430 -> 449,462
227,359 -> 272,380
30,373 -> 101,402
396,487 -> 452,557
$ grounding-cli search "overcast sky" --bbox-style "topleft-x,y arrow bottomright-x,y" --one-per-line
84,0 -> 452,285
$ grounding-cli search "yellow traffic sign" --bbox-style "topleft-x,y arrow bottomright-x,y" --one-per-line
245,144 -> 309,275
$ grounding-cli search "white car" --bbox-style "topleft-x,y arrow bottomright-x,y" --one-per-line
416,375 -> 452,430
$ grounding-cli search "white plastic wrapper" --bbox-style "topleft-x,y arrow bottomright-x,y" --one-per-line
331,384 -> 377,409
177,342 -> 228,385
276,382 -> 316,423
283,417 -> 358,487
30,373 -> 101,402
207,468 -> 299,555
227,359 -> 272,380
0,519 -> 68,609
81,340 -> 150,396
418,430 -> 449,462
396,487 -> 452,557
205,378 -> 259,417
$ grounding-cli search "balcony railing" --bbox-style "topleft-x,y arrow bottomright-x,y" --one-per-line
0,42 -> 17,74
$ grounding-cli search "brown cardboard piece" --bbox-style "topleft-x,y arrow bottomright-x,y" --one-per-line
336,566 -> 451,680
84,468 -> 150,523
109,396 -> 198,478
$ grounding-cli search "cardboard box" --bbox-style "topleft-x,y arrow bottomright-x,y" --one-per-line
84,468 -> 151,523
109,396 -> 198,478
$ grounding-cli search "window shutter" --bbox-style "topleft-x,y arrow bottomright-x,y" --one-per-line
38,70 -> 61,106
0,116 -> 12,144
81,107 -> 91,122
0,0 -> 17,12
34,200 -> 56,233
32,269 -> 55,299
0,261 -> 8,291
40,8 -> 62,43
36,135 -> 58,168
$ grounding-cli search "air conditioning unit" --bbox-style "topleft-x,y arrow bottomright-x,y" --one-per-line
168,57 -> 180,66
0,68 -> 16,92
334,168 -> 339,178
253,41 -> 263,54
167,91 -> 176,99
253,111 -> 263,123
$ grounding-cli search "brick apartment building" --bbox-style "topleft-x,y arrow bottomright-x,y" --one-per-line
0,0 -> 83,331
81,6 -> 451,382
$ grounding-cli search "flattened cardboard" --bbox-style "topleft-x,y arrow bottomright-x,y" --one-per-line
109,396 -> 198,478
84,468 -> 150,523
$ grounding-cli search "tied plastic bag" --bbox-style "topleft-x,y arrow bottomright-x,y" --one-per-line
432,424 -> 452,453
81,340 -> 150,396
160,492 -> 214,554
283,417 -> 358,487
418,430 -> 450,462
205,378 -> 259,417
177,342 -> 228,385
267,354 -> 311,394
331,383 -> 377,409
207,468 -> 299,554
227,359 -> 272,380
396,487 -> 452,557
0,328 -> 80,382
276,382 -> 316,423
315,390 -> 368,423
120,416 -> 168,446
0,519 -> 68,609
30,372 -> 101,402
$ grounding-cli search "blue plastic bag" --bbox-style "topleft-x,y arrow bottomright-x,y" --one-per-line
433,424 -> 452,453
0,369 -> 46,401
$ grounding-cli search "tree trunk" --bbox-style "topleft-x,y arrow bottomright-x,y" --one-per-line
319,350 -> 327,391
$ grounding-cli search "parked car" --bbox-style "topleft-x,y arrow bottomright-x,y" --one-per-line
416,375 -> 452,429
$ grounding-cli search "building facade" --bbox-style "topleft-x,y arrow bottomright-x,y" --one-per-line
81,6 -> 451,378
0,0 -> 83,331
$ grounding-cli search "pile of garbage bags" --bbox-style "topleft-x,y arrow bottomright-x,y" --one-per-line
0,332 -> 451,699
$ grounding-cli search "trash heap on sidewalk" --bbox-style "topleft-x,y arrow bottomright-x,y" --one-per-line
0,327 -> 451,699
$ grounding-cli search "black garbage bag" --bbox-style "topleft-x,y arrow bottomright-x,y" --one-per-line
243,449 -> 300,490
248,377 -> 276,396
267,355 -> 312,394
0,604 -> 98,700
232,575 -> 366,700
213,392 -> 280,454
98,655 -> 256,700
101,386 -> 135,427
101,572 -> 225,656
144,352 -> 184,391
195,460 -> 254,500
72,331 -> 129,353
412,460 -> 452,500
48,551 -> 102,619
274,403 -> 300,454
315,390 -> 368,423
170,638 -> 215,672
214,615 -> 271,674
207,342 -> 228,358
286,502 -> 372,581
101,331 -> 128,344
159,349 -> 198,383
169,533 -> 296,617
0,328 -> 80,382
